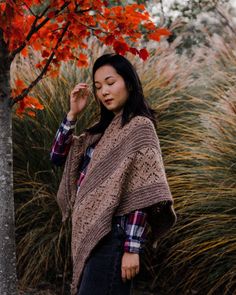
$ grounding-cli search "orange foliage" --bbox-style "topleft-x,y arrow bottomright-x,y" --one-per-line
148,28 -> 171,41
16,96 -> 44,118
77,53 -> 88,67
12,79 -> 27,96
0,0 -> 171,117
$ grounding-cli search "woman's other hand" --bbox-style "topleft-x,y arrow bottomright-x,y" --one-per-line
121,252 -> 140,282
67,83 -> 90,121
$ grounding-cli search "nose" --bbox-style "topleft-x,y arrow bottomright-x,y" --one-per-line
101,85 -> 109,97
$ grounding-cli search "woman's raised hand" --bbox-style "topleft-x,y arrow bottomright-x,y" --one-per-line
67,83 -> 90,121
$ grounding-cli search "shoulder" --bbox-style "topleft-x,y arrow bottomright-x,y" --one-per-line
127,115 -> 157,134
130,115 -> 155,126
124,115 -> 160,150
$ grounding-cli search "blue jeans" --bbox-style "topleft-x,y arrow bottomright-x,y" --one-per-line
77,222 -> 132,295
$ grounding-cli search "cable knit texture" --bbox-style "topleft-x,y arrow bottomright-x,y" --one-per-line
56,113 -> 176,295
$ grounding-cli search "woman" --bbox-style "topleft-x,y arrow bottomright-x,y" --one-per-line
50,53 -> 176,295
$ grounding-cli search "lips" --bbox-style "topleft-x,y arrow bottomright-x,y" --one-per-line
105,98 -> 113,103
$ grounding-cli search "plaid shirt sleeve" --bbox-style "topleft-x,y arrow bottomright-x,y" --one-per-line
123,210 -> 148,254
50,116 -> 77,166
123,201 -> 171,253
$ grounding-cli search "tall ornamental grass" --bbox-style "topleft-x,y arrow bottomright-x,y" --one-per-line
146,25 -> 236,295
12,21 -> 235,294
12,50 -> 101,294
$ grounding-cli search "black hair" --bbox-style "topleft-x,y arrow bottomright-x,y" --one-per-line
86,53 -> 157,134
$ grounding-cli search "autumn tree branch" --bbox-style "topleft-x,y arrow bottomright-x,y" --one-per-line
9,1 -> 70,61
9,22 -> 70,107
38,4 -> 51,19
23,1 -> 37,17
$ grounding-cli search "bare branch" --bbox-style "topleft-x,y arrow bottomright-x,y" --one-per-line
9,22 -> 70,107
96,11 -> 106,19
76,20 -> 104,33
38,5 -> 51,19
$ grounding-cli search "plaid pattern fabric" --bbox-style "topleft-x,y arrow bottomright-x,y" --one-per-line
50,117 -> 76,166
50,117 -> 147,253
121,211 -> 148,253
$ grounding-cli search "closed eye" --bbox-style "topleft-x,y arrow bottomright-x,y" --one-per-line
95,81 -> 115,90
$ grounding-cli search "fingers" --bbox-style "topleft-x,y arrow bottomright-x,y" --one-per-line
126,268 -> 132,280
121,266 -> 126,282
71,83 -> 89,95
121,266 -> 139,282
74,83 -> 89,88
70,83 -> 91,105
74,83 -> 88,90
74,83 -> 90,91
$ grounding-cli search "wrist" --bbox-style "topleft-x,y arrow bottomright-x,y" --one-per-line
123,252 -> 139,256
67,111 -> 78,121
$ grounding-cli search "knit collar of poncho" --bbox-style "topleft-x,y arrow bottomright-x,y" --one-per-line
56,112 -> 176,295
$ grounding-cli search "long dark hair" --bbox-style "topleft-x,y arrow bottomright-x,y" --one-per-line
86,53 -> 157,134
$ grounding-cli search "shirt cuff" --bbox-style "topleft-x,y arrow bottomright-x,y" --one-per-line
61,116 -> 77,134
124,239 -> 144,254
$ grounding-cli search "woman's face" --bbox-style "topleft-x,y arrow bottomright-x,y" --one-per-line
94,65 -> 129,114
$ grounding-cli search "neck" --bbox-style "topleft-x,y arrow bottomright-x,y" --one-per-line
113,109 -> 123,117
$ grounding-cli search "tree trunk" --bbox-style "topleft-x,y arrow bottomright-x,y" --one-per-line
0,29 -> 17,295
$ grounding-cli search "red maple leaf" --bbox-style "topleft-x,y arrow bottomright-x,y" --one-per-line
113,41 -> 129,55
139,48 -> 149,61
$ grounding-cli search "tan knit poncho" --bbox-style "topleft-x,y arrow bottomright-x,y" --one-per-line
56,113 -> 176,295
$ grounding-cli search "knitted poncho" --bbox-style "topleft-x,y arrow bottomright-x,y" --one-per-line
56,113 -> 176,295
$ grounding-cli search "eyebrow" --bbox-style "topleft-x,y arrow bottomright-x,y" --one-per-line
94,75 -> 115,84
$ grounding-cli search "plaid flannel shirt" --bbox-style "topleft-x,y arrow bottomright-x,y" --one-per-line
50,117 -> 147,253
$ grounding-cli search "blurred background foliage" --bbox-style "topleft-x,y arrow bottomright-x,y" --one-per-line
12,1 -> 235,294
